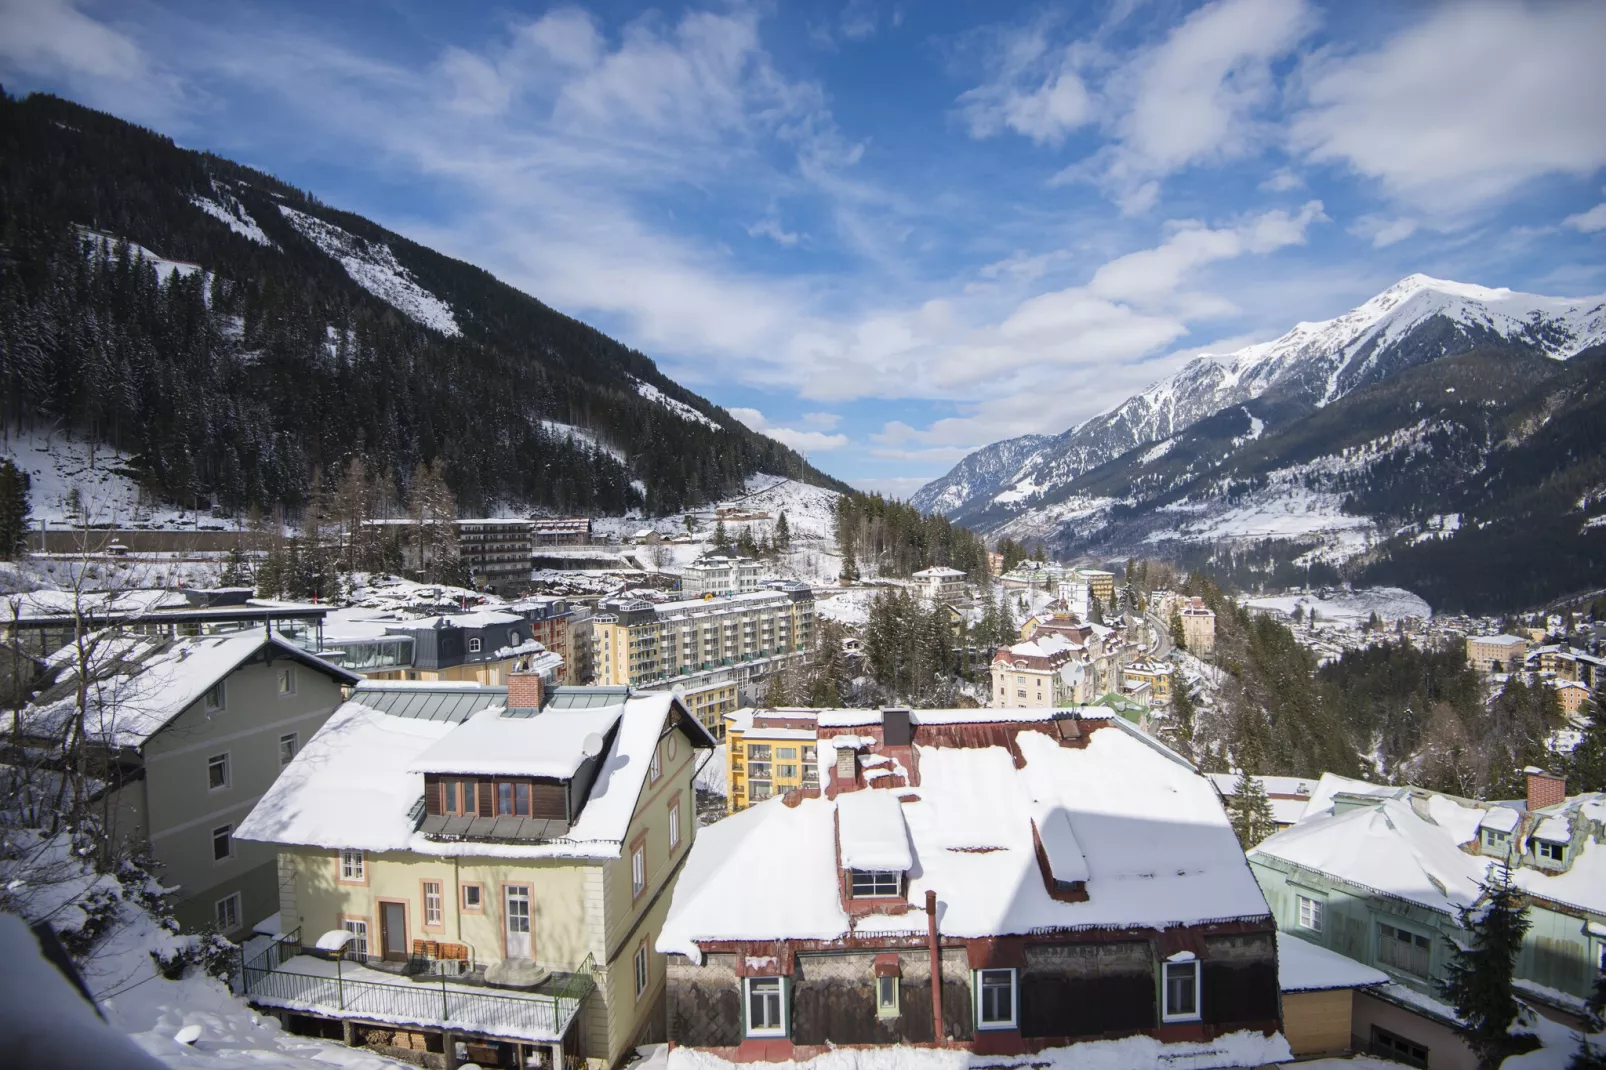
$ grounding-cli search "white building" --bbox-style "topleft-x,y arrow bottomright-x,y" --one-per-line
680,555 -> 764,598
911,566 -> 967,603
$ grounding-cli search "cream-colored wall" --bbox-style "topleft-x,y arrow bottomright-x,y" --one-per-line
142,658 -> 344,932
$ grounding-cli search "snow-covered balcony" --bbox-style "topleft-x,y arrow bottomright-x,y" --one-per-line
241,929 -> 594,1044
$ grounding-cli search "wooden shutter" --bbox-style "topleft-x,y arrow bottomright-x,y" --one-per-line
477,779 -> 494,817
425,775 -> 443,816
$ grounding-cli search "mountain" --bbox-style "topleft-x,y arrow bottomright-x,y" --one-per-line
915,274 -> 1606,532
0,92 -> 849,518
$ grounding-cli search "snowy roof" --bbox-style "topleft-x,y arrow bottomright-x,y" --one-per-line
1479,806 -> 1522,833
1296,772 -> 1402,823
1473,634 -> 1528,646
406,705 -> 622,779
1276,933 -> 1388,992
240,690 -> 708,860
12,628 -> 357,750
836,789 -> 913,871
388,609 -> 527,630
659,723 -> 1268,958
912,567 -> 966,579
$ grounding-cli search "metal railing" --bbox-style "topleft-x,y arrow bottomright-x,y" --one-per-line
243,930 -> 594,1040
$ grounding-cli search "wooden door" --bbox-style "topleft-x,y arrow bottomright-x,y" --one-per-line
380,901 -> 407,961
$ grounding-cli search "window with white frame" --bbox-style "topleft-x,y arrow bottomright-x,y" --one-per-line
850,871 -> 901,898
207,752 -> 230,792
340,849 -> 365,882
1483,827 -> 1509,847
211,824 -> 234,862
649,745 -> 663,782
632,843 -> 646,898
1162,958 -> 1200,1022
1538,840 -> 1565,863
1297,894 -> 1325,933
214,892 -> 241,932
278,732 -> 298,767
635,941 -> 649,997
204,681 -> 226,712
669,798 -> 681,850
745,977 -> 785,1037
876,974 -> 899,1017
277,666 -> 296,696
342,919 -> 369,958
423,881 -> 443,926
975,968 -> 1016,1029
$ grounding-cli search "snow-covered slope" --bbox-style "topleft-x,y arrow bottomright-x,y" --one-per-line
278,207 -> 460,336
920,275 -> 1606,528
190,181 -> 273,246
631,377 -> 722,429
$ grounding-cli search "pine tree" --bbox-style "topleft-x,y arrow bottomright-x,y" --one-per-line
1568,969 -> 1606,1069
0,459 -> 31,559
1227,769 -> 1277,848
1171,607 -> 1187,651
840,543 -> 858,583
713,519 -> 730,552
774,511 -> 790,550
1171,677 -> 1197,752
1567,699 -> 1605,793
218,544 -> 251,588
1441,862 -> 1533,1070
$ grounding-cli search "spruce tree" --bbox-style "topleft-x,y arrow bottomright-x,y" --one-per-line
1568,969 -> 1605,1069
713,519 -> 730,552
1567,699 -> 1605,793
774,511 -> 790,550
1227,769 -> 1277,848
1171,607 -> 1187,651
218,545 -> 250,588
1441,862 -> 1533,1070
0,459 -> 31,559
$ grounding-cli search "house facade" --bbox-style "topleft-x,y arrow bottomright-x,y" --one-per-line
723,708 -> 821,810
237,677 -> 717,1069
1122,659 -> 1174,708
1179,599 -> 1216,655
1466,633 -> 1528,674
680,556 -> 764,598
658,707 -> 1283,1062
910,567 -> 967,604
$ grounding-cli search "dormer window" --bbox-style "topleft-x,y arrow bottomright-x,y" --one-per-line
1537,841 -> 1565,863
469,637 -> 482,653
849,870 -> 901,898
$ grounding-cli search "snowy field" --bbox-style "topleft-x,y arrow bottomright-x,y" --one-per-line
1,427 -> 233,529
1241,586 -> 1432,626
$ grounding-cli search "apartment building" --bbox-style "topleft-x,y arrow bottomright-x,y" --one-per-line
370,605 -> 567,686
911,566 -> 967,604
679,679 -> 741,741
679,556 -> 763,598
991,637 -> 1083,709
1180,598 -> 1217,655
723,707 -> 821,810
456,519 -> 535,594
1122,659 -> 1174,708
593,585 -> 815,703
1072,566 -> 1116,607
1466,633 -> 1528,674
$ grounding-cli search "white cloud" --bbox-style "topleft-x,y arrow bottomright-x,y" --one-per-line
748,216 -> 802,245
1563,203 -> 1606,234
1291,2 -> 1606,218
1348,214 -> 1419,249
729,408 -> 850,452
851,474 -> 943,497
0,0 -> 179,121
956,24 -> 1094,146
800,412 -> 842,429
1260,167 -> 1303,192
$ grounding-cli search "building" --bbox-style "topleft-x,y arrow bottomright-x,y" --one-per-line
679,679 -> 741,741
9,629 -> 358,935
456,519 -> 535,594
1248,769 -> 1606,1065
236,676 -> 717,1069
990,637 -> 1083,708
1122,659 -> 1174,708
1180,598 -> 1216,655
1206,775 -> 1317,830
657,706 -> 1284,1062
1276,932 -> 1390,1059
593,585 -> 815,703
1538,647 -> 1605,689
376,608 -> 566,686
1466,633 -> 1528,674
533,517 -> 593,545
723,707 -> 821,809
679,556 -> 764,598
911,566 -> 967,604
1072,567 -> 1116,608
1554,679 -> 1594,718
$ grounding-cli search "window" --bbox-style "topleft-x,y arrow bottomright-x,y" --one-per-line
515,782 -> 531,817
745,977 -> 785,1037
204,682 -> 226,712
214,892 -> 241,932
342,919 -> 369,958
509,630 -> 521,646
1372,1026 -> 1429,1069
207,752 -> 230,792
669,798 -> 682,850
498,782 -> 515,815
876,975 -> 899,1018
649,746 -> 663,783
340,849 -> 365,882
632,843 -> 646,898
424,881 -> 443,926
747,744 -> 772,762
445,779 -> 475,816
976,969 -> 1016,1029
278,732 -> 298,767
635,941 -> 650,997
1378,923 -> 1432,978
1162,959 -> 1200,1022
1484,827 -> 1509,847
850,871 -> 901,898
1297,895 -> 1325,933
777,746 -> 796,759
277,666 -> 296,695
462,884 -> 483,911
211,824 -> 234,862
469,637 -> 482,653
1538,841 -> 1565,862
778,764 -> 797,779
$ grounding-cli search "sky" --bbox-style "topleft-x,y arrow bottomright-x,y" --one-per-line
2,0 -> 1604,496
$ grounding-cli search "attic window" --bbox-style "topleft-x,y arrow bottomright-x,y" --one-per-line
469,637 -> 482,653
204,682 -> 225,712
1538,841 -> 1565,863
1483,827 -> 1508,846
849,870 -> 901,898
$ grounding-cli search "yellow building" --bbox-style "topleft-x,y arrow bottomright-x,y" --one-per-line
1122,658 -> 1175,707
1467,633 -> 1528,675
678,679 -> 740,741
238,677 -> 715,1068
723,708 -> 820,811
1180,597 -> 1216,655
1072,567 -> 1116,608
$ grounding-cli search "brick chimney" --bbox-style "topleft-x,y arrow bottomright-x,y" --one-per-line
507,670 -> 545,712
1525,767 -> 1566,813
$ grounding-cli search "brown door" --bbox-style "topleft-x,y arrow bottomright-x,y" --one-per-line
380,901 -> 407,961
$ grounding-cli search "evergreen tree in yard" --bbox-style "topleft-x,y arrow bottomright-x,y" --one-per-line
1171,606 -> 1187,651
1568,699 -> 1605,793
840,543 -> 859,583
1441,862 -> 1533,1070
1171,677 -> 1197,754
0,459 -> 31,559
1567,968 -> 1605,1069
1227,769 -> 1277,848
713,519 -> 730,552
775,511 -> 790,550
218,544 -> 251,587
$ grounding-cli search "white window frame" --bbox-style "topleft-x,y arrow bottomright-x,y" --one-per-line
1297,894 -> 1325,933
669,798 -> 681,851
649,746 -> 663,783
850,870 -> 902,898
278,732 -> 299,767
207,751 -> 230,793
975,968 -> 1017,1030
469,637 -> 482,653
876,973 -> 900,1018
1162,958 -> 1201,1023
423,881 -> 443,926
214,891 -> 242,932
277,665 -> 297,696
744,976 -> 787,1037
340,849 -> 365,882
342,918 -> 369,958
632,844 -> 646,898
211,823 -> 234,862
635,942 -> 650,997
204,681 -> 226,712
1537,840 -> 1565,863
508,630 -> 520,646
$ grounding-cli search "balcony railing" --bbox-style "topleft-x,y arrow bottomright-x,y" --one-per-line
242,928 -> 594,1043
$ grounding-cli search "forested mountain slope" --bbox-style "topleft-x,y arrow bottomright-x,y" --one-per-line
0,93 -> 848,517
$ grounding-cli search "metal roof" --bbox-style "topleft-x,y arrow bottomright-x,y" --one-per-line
546,686 -> 632,709
351,683 -> 508,723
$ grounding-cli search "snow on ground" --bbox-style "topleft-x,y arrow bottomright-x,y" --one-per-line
818,589 -> 873,626
79,228 -> 204,283
540,420 -> 630,465
632,378 -> 722,429
191,183 -> 273,246
278,206 -> 460,337
1241,586 -> 1432,626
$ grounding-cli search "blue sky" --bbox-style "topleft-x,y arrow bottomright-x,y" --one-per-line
2,0 -> 1604,495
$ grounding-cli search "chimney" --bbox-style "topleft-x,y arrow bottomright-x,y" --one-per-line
1525,767 -> 1566,813
507,670 -> 545,713
834,744 -> 857,792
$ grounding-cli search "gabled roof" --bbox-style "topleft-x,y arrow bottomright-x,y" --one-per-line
408,705 -> 622,779
239,689 -> 711,860
13,628 -> 357,750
